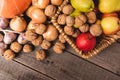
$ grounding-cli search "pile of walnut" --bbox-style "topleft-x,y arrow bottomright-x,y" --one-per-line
57,3 -> 103,40
0,0 -> 66,60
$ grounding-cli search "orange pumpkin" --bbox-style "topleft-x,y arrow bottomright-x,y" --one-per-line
0,0 -> 32,18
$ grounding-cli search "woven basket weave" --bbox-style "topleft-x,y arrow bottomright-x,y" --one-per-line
51,0 -> 120,58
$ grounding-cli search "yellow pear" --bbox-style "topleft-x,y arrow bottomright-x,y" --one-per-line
99,0 -> 120,13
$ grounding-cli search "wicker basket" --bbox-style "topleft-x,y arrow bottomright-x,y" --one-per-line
51,0 -> 120,58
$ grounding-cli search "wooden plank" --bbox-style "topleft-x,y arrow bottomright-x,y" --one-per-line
14,47 -> 120,80
0,56 -> 53,80
66,42 -> 120,76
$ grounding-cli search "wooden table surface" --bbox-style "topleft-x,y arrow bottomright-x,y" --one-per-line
0,41 -> 120,80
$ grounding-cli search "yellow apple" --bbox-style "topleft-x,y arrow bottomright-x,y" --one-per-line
101,17 -> 120,35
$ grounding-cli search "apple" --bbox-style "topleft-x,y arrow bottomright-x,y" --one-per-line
101,16 -> 120,35
76,33 -> 96,52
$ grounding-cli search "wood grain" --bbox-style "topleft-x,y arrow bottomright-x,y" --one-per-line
66,42 -> 120,76
13,47 -> 120,80
0,56 -> 53,80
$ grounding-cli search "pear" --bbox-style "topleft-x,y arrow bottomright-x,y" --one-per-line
70,0 -> 94,12
101,17 -> 120,35
99,0 -> 120,13
70,10 -> 80,17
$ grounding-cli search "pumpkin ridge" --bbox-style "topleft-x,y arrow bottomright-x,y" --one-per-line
0,0 -> 4,16
13,0 -> 20,15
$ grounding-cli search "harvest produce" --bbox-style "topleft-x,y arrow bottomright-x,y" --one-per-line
0,17 -> 9,29
43,25 -> 58,41
3,49 -> 15,60
35,49 -> 46,60
23,44 -> 33,53
0,0 -> 120,60
0,0 -> 32,18
26,6 -> 47,23
99,0 -> 120,13
53,41 -> 65,54
10,42 -> 22,53
32,0 -> 50,9
70,0 -> 94,12
10,16 -> 27,32
101,16 -> 120,35
76,33 -> 96,52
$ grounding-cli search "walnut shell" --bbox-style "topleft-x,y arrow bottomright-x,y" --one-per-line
4,49 -> 15,60
35,49 -> 46,60
10,42 -> 22,53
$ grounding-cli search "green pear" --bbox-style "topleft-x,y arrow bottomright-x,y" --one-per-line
99,0 -> 120,13
70,0 -> 94,12
70,10 -> 80,17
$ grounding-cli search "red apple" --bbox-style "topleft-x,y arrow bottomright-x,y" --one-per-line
76,33 -> 96,52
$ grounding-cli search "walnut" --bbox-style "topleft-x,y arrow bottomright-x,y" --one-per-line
66,16 -> 75,27
32,36 -> 43,46
41,40 -> 51,50
53,41 -> 65,54
57,14 -> 67,25
74,14 -> 87,27
59,34 -> 66,43
4,49 -> 15,60
35,49 -> 46,60
45,5 -> 56,17
79,24 -> 89,33
64,26 -> 74,35
62,4 -> 74,15
90,24 -> 102,37
26,29 -> 38,41
0,33 -> 4,42
86,11 -> 97,24
0,49 -> 5,56
10,42 -> 22,53
23,44 -> 33,53
35,24 -> 47,35
72,30 -> 80,38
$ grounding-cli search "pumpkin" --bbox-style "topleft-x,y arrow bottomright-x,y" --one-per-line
0,0 -> 32,18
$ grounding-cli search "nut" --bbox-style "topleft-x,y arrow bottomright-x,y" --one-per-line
59,34 -> 66,43
66,16 -> 75,27
64,26 -> 74,35
35,24 -> 47,35
35,49 -> 46,60
23,44 -> 33,53
72,30 -> 80,38
62,5 -> 74,15
79,24 -> 89,33
86,11 -> 97,24
45,5 -> 56,17
57,14 -> 67,25
0,49 -> 5,56
32,36 -> 43,46
26,29 -> 38,41
90,24 -> 102,36
41,40 -> 51,50
53,41 -> 65,54
10,42 -> 22,53
4,49 -> 15,60
74,14 -> 87,27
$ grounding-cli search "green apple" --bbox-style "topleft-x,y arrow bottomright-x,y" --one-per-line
101,17 -> 120,35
